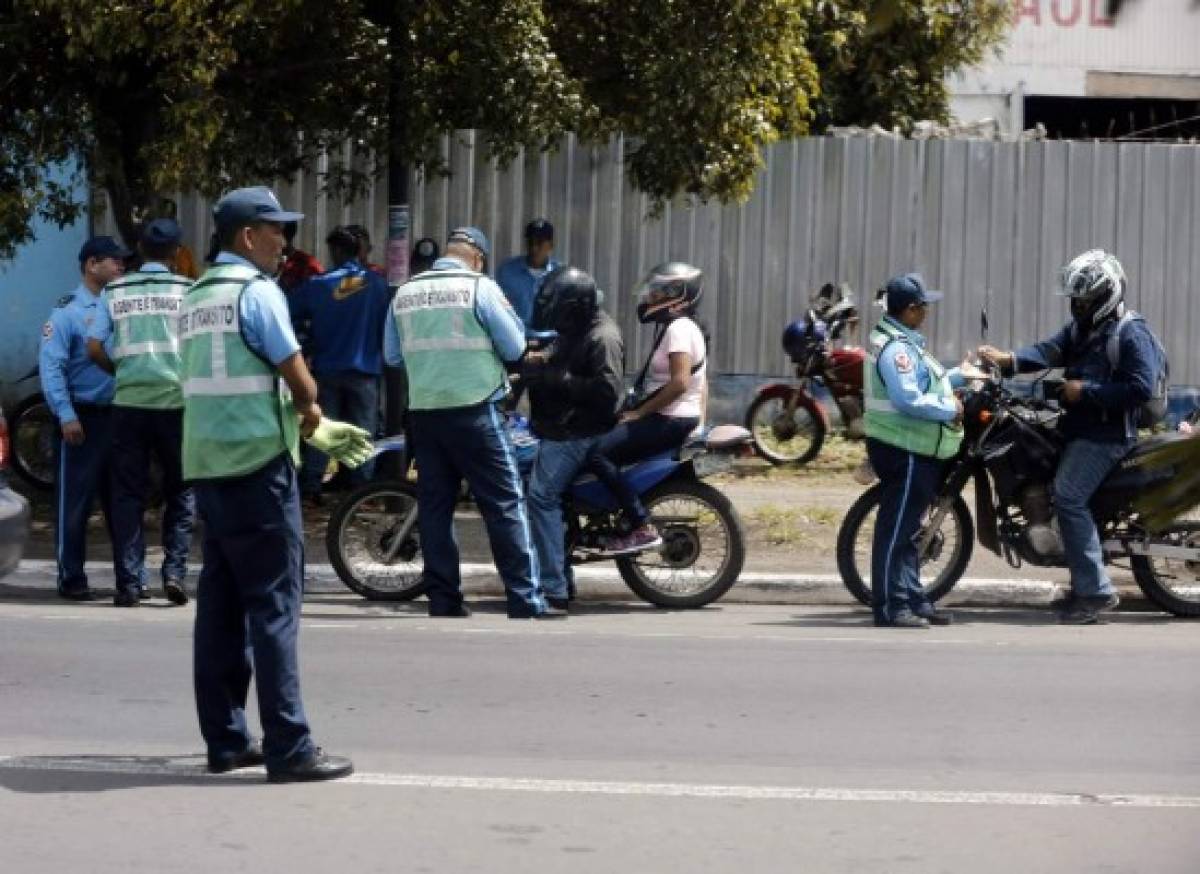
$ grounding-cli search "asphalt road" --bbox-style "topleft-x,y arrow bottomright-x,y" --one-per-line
1,594 -> 1198,873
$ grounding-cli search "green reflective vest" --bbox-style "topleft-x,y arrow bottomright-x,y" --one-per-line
392,270 -> 508,410
104,269 -> 191,409
863,318 -> 963,460
180,263 -> 300,480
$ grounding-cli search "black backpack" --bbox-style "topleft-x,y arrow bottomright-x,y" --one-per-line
1071,310 -> 1169,428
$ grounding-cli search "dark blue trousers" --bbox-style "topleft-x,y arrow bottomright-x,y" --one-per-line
300,371 -> 380,495
192,454 -> 315,770
54,404 -> 115,594
408,403 -> 546,617
586,413 -> 698,529
110,406 -> 195,595
866,438 -> 945,623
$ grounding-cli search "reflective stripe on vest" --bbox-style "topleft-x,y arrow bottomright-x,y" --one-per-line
393,270 -> 508,410
180,263 -> 300,480
105,272 -> 190,409
863,319 -> 963,460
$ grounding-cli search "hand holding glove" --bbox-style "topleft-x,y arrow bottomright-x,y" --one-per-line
304,418 -> 374,469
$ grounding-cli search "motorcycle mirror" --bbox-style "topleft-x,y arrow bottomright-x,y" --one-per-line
981,289 -> 991,342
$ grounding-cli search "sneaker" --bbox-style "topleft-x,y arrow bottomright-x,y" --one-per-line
1050,588 -> 1076,612
113,589 -> 140,608
875,611 -> 929,629
1058,593 -> 1119,625
599,525 -> 663,557
913,607 -> 953,626
164,578 -> 189,607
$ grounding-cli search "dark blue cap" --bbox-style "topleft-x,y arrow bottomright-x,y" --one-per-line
524,218 -> 553,241
885,273 -> 943,313
213,186 -> 304,229
447,226 -> 490,260
78,235 -> 131,264
141,217 -> 182,247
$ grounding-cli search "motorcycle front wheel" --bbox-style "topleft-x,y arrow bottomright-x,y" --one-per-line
835,483 -> 974,607
1131,523 -> 1200,617
327,480 -> 427,601
744,391 -> 826,466
616,478 -> 746,608
9,394 -> 56,492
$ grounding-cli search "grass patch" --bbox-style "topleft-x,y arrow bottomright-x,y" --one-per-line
749,503 -> 841,546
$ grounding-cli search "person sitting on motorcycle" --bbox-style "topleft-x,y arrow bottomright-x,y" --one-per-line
864,273 -> 967,628
586,262 -> 708,555
979,250 -> 1161,625
522,268 -> 625,610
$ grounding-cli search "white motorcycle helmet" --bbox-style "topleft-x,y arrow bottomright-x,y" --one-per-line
1057,249 -> 1126,330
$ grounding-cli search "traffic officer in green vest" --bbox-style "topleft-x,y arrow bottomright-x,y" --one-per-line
181,186 -> 371,782
383,226 -> 555,619
87,218 -> 195,608
864,273 -> 970,628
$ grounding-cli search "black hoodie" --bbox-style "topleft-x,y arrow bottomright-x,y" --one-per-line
525,311 -> 624,441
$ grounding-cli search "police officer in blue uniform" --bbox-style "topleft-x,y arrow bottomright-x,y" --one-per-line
39,236 -> 128,601
864,274 -> 969,628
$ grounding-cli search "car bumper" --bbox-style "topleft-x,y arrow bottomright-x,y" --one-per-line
0,481 -> 31,578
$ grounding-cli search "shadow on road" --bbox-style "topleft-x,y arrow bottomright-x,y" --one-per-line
0,755 -> 262,793
752,608 -> 1182,629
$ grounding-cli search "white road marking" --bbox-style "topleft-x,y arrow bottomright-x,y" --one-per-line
0,755 -> 1195,809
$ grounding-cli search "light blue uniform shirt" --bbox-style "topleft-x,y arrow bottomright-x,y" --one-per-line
87,261 -> 172,344
495,254 -> 560,329
212,252 -> 301,365
39,284 -> 116,423
876,315 -> 964,423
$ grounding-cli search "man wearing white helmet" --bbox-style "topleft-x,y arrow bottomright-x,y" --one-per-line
979,250 -> 1164,625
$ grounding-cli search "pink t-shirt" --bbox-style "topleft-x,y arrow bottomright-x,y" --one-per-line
646,317 -> 706,419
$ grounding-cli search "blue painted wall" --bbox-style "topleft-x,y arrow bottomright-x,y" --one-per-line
0,163 -> 91,410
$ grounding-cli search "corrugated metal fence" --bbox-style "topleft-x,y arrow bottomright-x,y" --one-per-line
147,135 -> 1200,385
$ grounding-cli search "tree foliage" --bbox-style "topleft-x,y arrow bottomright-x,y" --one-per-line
0,0 -> 1011,259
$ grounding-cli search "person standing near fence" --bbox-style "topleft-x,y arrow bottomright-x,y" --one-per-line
87,218 -> 195,607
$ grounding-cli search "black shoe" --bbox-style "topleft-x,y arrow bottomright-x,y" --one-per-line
113,589 -> 141,608
875,612 -> 929,629
208,741 -> 265,774
58,588 -> 96,602
429,604 -> 471,618
267,748 -> 354,784
1050,589 -> 1076,612
138,587 -> 151,600
914,608 -> 953,626
1058,594 -> 1119,625
164,578 -> 189,606
546,596 -> 570,612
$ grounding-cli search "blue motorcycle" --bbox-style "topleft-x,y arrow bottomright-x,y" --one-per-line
326,417 -> 752,608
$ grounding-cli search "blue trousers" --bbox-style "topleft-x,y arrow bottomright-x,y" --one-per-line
192,454 -> 315,770
867,439 -> 945,623
528,437 -> 596,599
409,403 -> 546,617
54,404 -> 115,594
300,371 -> 380,495
1053,438 -> 1128,599
109,406 -> 195,594
587,414 -> 698,529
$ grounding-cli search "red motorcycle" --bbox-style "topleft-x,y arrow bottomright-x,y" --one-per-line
745,284 -> 867,466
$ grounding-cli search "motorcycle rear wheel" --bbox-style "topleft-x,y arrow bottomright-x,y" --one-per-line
327,479 -> 427,601
9,393 -> 56,492
1130,523 -> 1200,617
745,392 -> 826,466
836,483 -> 974,607
616,478 -> 746,608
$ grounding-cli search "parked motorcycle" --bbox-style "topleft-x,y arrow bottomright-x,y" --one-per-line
835,370 -> 1200,617
327,416 -> 753,609
745,283 -> 866,466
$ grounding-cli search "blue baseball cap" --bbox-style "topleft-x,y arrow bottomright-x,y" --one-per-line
447,226 -> 490,260
524,218 -> 554,242
213,186 -> 304,229
79,235 -> 132,264
141,217 -> 183,247
885,273 -> 943,313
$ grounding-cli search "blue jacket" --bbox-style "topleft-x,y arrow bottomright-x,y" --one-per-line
495,255 -> 559,329
1014,314 -> 1158,443
39,285 -> 116,423
289,259 -> 393,376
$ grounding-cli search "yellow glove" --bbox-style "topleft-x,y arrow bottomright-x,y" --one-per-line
304,419 -> 374,469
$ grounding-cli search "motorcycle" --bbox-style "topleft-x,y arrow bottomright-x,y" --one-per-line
834,371 -> 1200,617
745,283 -> 867,466
327,416 -> 753,609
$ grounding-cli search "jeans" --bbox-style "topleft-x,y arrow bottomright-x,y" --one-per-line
109,406 -> 195,594
192,454 -> 315,770
300,371 -> 380,495
408,403 -> 546,617
53,405 -> 116,594
867,439 -> 945,623
1053,438 -> 1129,599
528,437 -> 597,599
587,414 -> 698,529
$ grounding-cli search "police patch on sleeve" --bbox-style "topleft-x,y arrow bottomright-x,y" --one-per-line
42,321 -> 53,339
893,350 -> 914,373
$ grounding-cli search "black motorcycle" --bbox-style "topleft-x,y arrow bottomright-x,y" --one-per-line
835,373 -> 1200,617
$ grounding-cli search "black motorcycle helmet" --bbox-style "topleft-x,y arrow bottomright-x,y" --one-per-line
635,262 -> 703,324
544,266 -> 599,336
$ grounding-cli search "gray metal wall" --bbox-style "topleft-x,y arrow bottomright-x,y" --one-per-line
142,135 -> 1200,385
